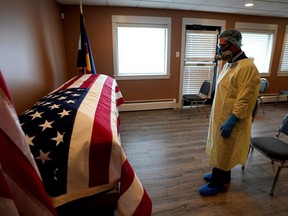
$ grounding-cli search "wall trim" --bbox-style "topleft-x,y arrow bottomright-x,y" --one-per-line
119,99 -> 176,112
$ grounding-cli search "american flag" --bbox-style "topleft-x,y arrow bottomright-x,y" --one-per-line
19,74 -> 152,215
0,71 -> 56,216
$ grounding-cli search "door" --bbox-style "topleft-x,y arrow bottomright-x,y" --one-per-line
182,25 -> 220,103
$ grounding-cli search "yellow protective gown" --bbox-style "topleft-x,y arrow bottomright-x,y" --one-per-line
206,58 -> 261,171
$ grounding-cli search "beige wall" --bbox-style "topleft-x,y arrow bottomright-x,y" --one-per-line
0,0 -> 67,114
61,5 -> 288,104
1,1 -> 287,114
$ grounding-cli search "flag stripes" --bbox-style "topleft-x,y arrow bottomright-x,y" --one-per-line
0,71 -> 56,216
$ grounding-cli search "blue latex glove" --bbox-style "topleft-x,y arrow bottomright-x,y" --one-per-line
220,114 -> 239,138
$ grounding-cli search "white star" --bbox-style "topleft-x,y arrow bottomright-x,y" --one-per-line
54,168 -> 59,181
58,96 -> 67,100
30,111 -> 43,120
72,93 -> 81,97
58,109 -> 70,118
39,120 -> 54,131
43,102 -> 51,106
23,109 -> 34,115
35,150 -> 52,164
51,131 -> 64,146
66,100 -> 75,104
49,104 -> 60,110
25,134 -> 35,146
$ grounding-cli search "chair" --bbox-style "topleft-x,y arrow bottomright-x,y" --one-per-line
249,114 -> 288,196
258,78 -> 269,113
180,80 -> 211,118
275,90 -> 288,106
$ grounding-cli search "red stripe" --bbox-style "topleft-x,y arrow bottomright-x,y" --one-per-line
59,74 -> 82,90
0,71 -> 13,103
132,190 -> 153,216
120,160 -> 153,216
79,74 -> 99,88
0,169 -> 13,199
89,76 -> 114,186
119,160 -> 135,194
0,129 -> 56,215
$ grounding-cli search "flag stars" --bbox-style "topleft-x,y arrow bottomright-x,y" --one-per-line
66,100 -> 75,104
39,120 -> 54,131
30,111 -> 43,120
23,109 -> 34,115
43,101 -> 52,106
25,134 -> 35,146
58,109 -> 71,118
58,96 -> 67,100
49,104 -> 60,110
35,150 -> 52,164
51,131 -> 64,146
72,93 -> 81,97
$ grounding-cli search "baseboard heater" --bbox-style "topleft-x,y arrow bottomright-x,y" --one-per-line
118,99 -> 176,112
262,94 -> 288,103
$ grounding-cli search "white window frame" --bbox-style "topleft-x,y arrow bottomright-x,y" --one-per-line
278,25 -> 288,76
179,18 -> 226,108
235,22 -> 278,76
112,15 -> 171,80
183,30 -> 218,95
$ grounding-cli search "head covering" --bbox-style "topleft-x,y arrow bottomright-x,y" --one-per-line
219,29 -> 242,48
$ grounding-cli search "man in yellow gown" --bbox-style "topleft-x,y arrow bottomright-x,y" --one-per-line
199,29 -> 261,196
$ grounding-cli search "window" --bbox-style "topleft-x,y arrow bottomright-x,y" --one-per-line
183,30 -> 218,95
112,16 -> 171,80
236,22 -> 277,74
180,18 -> 226,101
279,25 -> 288,75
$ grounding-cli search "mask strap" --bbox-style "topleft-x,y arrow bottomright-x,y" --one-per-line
230,51 -> 243,63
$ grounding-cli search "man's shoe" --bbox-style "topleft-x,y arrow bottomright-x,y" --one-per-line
199,183 -> 224,196
203,173 -> 231,184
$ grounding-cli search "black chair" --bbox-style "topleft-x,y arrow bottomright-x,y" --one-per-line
258,78 -> 269,113
180,80 -> 211,118
249,114 -> 288,196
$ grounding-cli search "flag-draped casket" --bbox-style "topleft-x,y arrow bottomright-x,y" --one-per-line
18,74 -> 152,216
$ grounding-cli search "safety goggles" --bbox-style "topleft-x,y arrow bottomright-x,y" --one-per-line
217,43 -> 231,49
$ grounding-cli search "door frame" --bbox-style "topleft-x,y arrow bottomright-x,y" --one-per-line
178,18 -> 226,109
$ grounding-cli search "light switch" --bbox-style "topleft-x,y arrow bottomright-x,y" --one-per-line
176,52 -> 180,58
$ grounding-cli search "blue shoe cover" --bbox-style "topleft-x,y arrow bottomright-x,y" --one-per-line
199,183 -> 223,196
203,173 -> 212,181
203,173 -> 231,183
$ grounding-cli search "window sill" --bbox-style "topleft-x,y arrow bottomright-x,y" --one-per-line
114,74 -> 171,80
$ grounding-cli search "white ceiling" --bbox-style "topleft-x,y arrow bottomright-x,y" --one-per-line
57,0 -> 288,18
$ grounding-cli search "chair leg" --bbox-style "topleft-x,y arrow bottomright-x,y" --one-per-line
180,99 -> 184,113
270,166 -> 282,196
202,103 -> 208,118
242,144 -> 254,170
275,94 -> 280,106
260,98 -> 265,113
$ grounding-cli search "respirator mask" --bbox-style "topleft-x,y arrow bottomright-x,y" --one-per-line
215,44 -> 233,61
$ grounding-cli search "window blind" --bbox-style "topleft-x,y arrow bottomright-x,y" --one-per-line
280,27 -> 288,72
241,32 -> 273,73
183,30 -> 218,95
